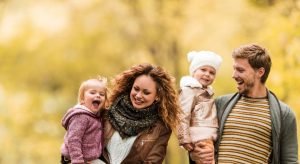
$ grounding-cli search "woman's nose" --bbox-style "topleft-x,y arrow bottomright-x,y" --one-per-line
136,91 -> 142,98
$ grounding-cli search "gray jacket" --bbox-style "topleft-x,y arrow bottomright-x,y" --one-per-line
215,90 -> 298,164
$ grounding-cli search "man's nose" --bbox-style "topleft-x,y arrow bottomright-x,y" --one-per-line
232,70 -> 237,78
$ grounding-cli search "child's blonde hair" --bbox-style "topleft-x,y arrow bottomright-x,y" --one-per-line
77,76 -> 109,108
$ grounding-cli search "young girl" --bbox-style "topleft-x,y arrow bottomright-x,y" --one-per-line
177,51 -> 222,164
60,77 -> 108,164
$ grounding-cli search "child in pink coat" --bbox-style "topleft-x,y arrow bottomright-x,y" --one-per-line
61,77 -> 108,164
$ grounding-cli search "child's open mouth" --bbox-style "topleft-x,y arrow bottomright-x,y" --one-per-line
92,100 -> 101,108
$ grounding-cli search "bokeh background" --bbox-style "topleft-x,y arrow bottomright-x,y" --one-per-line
0,0 -> 299,163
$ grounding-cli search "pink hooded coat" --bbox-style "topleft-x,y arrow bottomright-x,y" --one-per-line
60,105 -> 103,164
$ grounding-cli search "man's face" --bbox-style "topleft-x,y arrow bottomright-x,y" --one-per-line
232,58 -> 261,96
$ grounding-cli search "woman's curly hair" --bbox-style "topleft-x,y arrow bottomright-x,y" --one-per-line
109,63 -> 181,130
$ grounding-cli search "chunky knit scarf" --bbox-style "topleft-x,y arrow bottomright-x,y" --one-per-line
108,94 -> 159,138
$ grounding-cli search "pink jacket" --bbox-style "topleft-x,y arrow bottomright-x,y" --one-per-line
177,76 -> 218,144
61,105 -> 103,164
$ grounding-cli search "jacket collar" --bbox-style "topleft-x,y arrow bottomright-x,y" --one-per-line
180,76 -> 214,96
74,104 -> 95,114
267,90 -> 281,138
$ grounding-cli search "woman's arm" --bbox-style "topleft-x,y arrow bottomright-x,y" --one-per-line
144,125 -> 172,163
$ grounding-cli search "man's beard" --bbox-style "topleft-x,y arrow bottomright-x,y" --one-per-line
239,79 -> 254,96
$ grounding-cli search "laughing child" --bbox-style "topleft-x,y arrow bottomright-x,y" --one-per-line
61,77 -> 108,164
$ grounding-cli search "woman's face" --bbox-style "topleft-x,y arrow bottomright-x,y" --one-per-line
130,75 -> 158,109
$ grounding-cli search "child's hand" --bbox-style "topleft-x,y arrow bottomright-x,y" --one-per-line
183,143 -> 194,152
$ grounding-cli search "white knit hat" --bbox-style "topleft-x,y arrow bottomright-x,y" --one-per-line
188,50 -> 223,75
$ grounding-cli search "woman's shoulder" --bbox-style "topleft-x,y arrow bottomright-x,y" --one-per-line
152,120 -> 171,132
101,110 -> 112,124
100,109 -> 109,119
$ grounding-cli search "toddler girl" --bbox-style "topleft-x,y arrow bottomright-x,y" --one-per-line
61,77 -> 108,164
177,51 -> 222,164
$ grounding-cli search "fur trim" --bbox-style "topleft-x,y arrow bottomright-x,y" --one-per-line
180,76 -> 214,95
180,76 -> 202,88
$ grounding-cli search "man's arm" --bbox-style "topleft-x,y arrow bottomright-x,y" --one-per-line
280,104 -> 298,163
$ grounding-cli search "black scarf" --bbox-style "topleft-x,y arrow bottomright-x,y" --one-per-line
108,94 -> 159,138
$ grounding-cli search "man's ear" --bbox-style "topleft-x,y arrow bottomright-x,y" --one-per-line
257,67 -> 265,78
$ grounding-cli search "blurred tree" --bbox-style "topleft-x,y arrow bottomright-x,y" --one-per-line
0,0 -> 299,163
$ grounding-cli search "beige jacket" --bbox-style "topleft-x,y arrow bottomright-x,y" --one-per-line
101,111 -> 171,164
177,76 -> 218,145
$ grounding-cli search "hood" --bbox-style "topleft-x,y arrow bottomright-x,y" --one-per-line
180,76 -> 203,88
61,105 -> 99,130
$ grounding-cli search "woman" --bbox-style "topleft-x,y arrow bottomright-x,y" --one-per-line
101,63 -> 181,164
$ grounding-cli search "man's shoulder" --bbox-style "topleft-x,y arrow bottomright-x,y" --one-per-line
268,91 -> 294,115
275,98 -> 295,119
216,93 -> 237,103
214,93 -> 239,112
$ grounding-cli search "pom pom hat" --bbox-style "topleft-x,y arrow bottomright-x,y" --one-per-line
188,51 -> 223,75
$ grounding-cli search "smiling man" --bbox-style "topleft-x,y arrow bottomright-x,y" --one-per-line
214,44 -> 298,163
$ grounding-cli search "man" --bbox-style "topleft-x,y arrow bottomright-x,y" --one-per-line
214,44 -> 298,163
